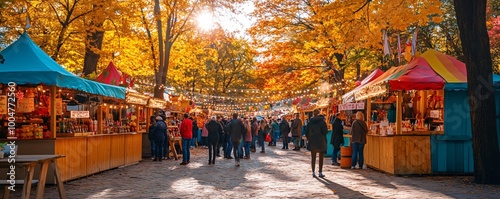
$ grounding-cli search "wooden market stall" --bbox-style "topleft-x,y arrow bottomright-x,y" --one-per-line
0,32 -> 142,183
345,50 -> 475,175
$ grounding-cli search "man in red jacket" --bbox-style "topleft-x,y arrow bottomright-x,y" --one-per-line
179,113 -> 193,165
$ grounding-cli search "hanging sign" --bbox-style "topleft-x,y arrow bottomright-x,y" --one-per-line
148,98 -> 166,109
71,111 -> 90,118
339,102 -> 365,111
126,92 -> 148,105
0,95 -> 6,114
17,98 -> 35,113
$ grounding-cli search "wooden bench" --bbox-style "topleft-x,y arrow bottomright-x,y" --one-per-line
0,180 -> 39,199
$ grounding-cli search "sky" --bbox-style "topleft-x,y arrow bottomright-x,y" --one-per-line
196,1 -> 255,39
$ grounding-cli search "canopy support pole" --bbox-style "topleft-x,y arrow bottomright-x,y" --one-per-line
50,86 -> 57,138
366,98 -> 372,128
97,105 -> 103,134
396,91 -> 403,134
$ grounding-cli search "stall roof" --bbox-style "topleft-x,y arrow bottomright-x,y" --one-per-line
353,66 -> 406,101
342,69 -> 384,103
388,49 -> 466,91
0,32 -> 126,99
96,62 -> 122,85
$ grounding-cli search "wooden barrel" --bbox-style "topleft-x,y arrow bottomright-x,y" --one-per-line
340,146 -> 352,156
340,146 -> 352,169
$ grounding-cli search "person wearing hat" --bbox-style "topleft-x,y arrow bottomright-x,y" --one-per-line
152,115 -> 167,161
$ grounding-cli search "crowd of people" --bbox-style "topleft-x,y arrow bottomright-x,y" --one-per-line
147,109 -> 369,177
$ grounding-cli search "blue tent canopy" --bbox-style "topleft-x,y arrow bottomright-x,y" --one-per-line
444,74 -> 500,91
0,32 -> 126,99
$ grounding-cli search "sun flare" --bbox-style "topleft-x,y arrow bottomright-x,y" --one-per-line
196,11 -> 214,31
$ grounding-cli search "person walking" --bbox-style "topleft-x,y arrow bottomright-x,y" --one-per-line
216,116 -> 225,157
201,115 -> 210,148
152,116 -> 167,162
291,113 -> 303,151
350,111 -> 368,169
271,119 -> 280,146
226,113 -> 246,167
192,117 -> 199,148
148,116 -> 157,160
258,118 -> 269,153
205,116 -> 222,165
251,118 -> 259,152
179,113 -> 193,165
330,113 -> 344,166
280,117 -> 290,149
243,118 -> 252,159
306,109 -> 328,178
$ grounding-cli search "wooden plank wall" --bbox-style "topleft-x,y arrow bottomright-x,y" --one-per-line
379,136 -> 395,174
366,135 -> 431,175
110,135 -> 125,168
125,133 -> 143,164
393,136 -> 431,175
55,133 -> 142,182
365,136 -> 380,169
55,137 -> 87,182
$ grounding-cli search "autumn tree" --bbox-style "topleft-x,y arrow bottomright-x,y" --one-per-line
169,26 -> 258,101
152,0 -> 247,99
249,0 -> 442,93
454,0 -> 500,184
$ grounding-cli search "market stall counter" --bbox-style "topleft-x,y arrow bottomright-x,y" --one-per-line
365,133 -> 432,175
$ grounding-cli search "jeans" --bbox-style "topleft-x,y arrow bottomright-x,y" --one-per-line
332,145 -> 341,163
208,141 -> 217,162
293,136 -> 300,149
251,135 -> 258,149
351,142 -> 365,168
232,141 -> 241,162
244,141 -> 251,157
282,134 -> 289,149
273,131 -> 280,145
154,139 -> 165,160
258,130 -> 266,151
150,139 -> 156,158
238,140 -> 244,158
224,138 -> 233,158
182,138 -> 191,163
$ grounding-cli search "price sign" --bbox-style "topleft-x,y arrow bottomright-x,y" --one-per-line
356,102 -> 365,110
71,111 -> 90,118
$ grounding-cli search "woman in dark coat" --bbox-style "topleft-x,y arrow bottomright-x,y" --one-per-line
306,109 -> 328,178
152,116 -> 167,161
205,117 -> 222,165
330,113 -> 344,166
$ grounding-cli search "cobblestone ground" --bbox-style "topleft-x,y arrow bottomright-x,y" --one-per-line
5,143 -> 500,199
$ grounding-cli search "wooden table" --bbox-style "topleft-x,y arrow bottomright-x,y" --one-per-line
168,137 -> 182,160
0,155 -> 66,199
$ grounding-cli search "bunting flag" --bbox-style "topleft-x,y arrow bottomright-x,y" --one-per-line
404,38 -> 412,62
397,33 -> 401,64
383,30 -> 391,56
411,28 -> 418,56
26,15 -> 31,29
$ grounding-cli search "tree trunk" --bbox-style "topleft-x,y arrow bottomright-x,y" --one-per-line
82,28 -> 104,76
153,0 -> 164,99
454,0 -> 500,184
